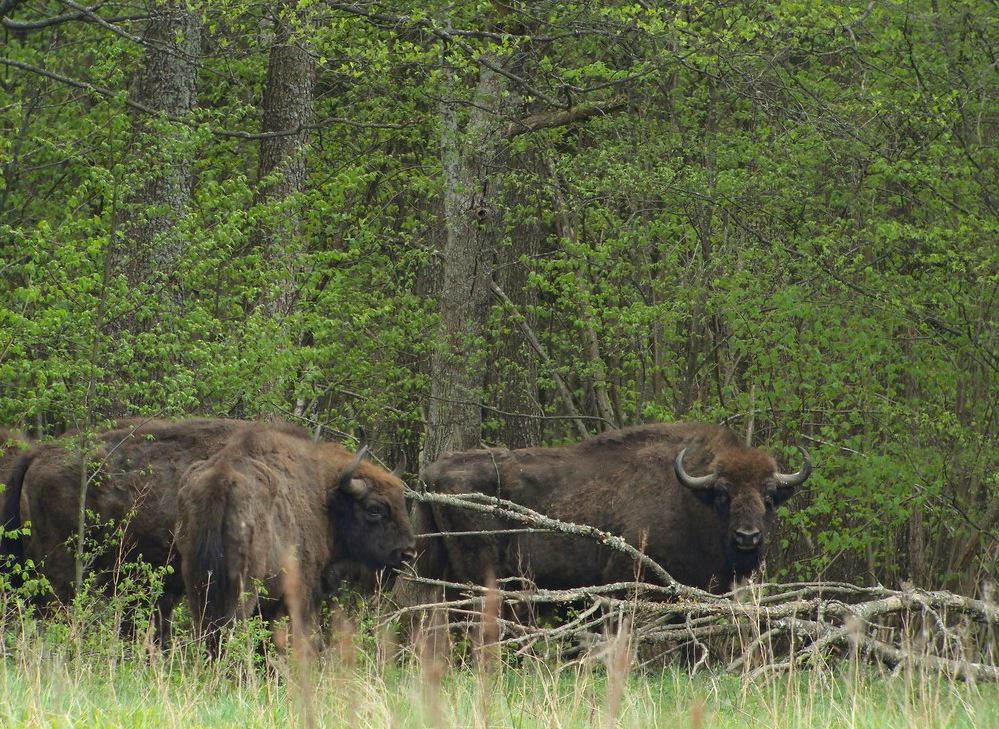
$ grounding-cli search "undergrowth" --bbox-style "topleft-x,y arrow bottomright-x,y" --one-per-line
2,589 -> 999,729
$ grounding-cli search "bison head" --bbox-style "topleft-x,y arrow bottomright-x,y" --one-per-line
674,445 -> 811,578
329,447 -> 417,577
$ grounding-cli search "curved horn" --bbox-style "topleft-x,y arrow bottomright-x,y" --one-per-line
392,451 -> 407,479
775,446 -> 812,487
674,448 -> 717,490
340,445 -> 370,498
343,444 -> 368,480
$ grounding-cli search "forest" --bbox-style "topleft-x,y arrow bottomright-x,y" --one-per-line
0,0 -> 997,725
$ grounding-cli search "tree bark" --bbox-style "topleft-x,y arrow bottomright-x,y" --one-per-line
111,2 -> 200,289
423,59 -> 507,467
256,4 -> 315,317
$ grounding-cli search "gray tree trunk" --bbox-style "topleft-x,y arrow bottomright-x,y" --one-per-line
112,2 -> 201,288
256,6 -> 315,318
422,60 -> 507,467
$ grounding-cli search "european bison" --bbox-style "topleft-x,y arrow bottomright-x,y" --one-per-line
411,422 -> 811,593
0,418 -> 304,629
176,424 -> 416,653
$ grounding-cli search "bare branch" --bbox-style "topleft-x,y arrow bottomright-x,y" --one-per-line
391,487 -> 999,679
2,9 -> 152,31
407,487 -> 687,591
0,57 -> 161,118
506,95 -> 628,139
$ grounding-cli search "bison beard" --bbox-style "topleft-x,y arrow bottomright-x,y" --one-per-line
177,425 -> 416,655
408,422 -> 810,595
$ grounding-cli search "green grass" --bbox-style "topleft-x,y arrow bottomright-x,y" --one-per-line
2,578 -> 997,729
3,632 -> 999,728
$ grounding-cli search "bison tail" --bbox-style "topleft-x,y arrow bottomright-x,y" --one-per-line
183,481 -> 242,654
1,453 -> 33,569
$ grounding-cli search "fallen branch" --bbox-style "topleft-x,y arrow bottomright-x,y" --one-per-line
406,488 -> 691,592
391,487 -> 999,680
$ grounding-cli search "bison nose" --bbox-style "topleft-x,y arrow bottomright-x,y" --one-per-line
400,547 -> 417,563
733,528 -> 762,550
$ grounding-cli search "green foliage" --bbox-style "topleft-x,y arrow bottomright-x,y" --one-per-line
0,0 -> 995,588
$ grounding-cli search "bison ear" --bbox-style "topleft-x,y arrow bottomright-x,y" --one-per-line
341,477 -> 370,500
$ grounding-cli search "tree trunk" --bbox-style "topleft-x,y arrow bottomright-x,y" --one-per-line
423,59 -> 507,467
256,4 -> 315,317
111,2 -> 201,288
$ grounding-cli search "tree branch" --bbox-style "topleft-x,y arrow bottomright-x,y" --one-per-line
392,489 -> 999,680
2,8 -> 155,31
325,1 -> 569,109
506,95 -> 628,139
406,487 -> 687,592
0,57 -> 417,138
0,0 -> 26,17
0,56 -> 160,117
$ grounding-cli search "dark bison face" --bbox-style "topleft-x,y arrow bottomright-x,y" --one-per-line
675,446 -> 811,577
329,450 -> 416,575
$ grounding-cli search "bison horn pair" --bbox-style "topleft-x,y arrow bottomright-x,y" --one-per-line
341,445 -> 370,499
674,446 -> 812,490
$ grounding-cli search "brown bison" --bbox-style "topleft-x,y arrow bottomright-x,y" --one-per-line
0,418 -> 303,629
411,422 -> 811,593
176,424 -> 416,653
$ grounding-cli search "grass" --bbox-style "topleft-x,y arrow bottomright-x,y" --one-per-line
2,621 -> 999,729
2,566 -> 998,729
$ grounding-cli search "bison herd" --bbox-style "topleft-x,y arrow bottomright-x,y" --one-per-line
0,418 -> 811,654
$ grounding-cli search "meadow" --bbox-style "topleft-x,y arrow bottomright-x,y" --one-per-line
3,592 -> 998,729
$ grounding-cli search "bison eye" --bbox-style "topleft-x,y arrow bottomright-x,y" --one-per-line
365,504 -> 387,521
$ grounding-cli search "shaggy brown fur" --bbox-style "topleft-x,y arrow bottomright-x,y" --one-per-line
0,418 -> 306,628
411,422 -> 810,594
176,425 -> 415,653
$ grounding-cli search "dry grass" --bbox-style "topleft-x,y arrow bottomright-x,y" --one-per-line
2,595 -> 999,729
